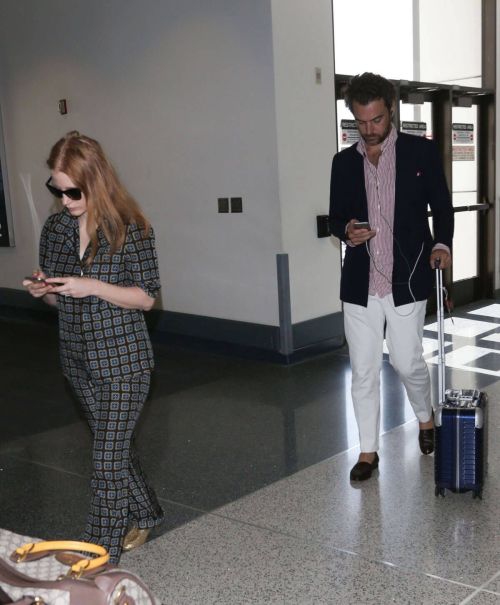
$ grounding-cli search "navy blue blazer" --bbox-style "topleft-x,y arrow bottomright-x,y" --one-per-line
329,132 -> 454,307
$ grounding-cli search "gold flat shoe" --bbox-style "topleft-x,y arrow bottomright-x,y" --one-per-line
122,527 -> 151,552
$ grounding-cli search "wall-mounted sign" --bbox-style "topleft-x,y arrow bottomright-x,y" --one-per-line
340,119 -> 360,148
452,123 -> 475,161
452,123 -> 474,143
401,121 -> 427,137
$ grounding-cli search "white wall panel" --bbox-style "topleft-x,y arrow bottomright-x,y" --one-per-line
418,0 -> 481,84
0,0 -> 282,325
271,0 -> 341,324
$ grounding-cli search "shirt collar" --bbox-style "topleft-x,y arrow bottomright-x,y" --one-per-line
60,208 -> 110,250
356,124 -> 397,157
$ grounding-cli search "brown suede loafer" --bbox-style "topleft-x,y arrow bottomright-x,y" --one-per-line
350,453 -> 379,481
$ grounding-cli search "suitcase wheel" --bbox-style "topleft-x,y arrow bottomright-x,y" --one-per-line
472,489 -> 482,499
435,486 -> 445,497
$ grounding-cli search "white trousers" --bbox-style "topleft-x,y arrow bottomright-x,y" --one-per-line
344,295 -> 432,453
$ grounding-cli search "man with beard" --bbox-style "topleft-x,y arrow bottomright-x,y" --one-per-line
329,73 -> 454,481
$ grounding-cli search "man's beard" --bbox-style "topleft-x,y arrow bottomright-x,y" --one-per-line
362,124 -> 391,146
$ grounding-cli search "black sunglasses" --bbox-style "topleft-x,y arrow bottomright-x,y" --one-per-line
45,178 -> 83,201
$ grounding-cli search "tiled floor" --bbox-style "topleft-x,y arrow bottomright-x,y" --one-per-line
0,301 -> 498,604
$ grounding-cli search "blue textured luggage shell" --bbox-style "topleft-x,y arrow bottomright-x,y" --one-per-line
434,391 -> 486,498
432,268 -> 487,498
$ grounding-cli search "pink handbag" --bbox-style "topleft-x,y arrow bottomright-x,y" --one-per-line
0,529 -> 156,605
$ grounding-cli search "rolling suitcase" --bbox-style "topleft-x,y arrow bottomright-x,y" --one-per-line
433,265 -> 487,498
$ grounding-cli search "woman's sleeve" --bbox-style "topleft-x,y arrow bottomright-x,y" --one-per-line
124,223 -> 161,298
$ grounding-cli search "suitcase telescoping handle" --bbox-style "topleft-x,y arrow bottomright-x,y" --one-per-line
435,259 -> 446,405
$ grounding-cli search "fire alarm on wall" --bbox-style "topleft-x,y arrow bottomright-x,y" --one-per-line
58,99 -> 68,115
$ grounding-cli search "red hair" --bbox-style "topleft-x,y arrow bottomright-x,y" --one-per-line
47,131 -> 150,263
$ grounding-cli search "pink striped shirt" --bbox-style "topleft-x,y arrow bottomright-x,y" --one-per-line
357,126 -> 397,298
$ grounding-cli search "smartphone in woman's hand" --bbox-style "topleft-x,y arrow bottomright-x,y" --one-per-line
24,276 -> 47,283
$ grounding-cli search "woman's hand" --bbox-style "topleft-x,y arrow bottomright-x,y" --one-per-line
22,270 -> 58,307
45,276 -> 98,299
46,276 -> 155,310
22,271 -> 55,299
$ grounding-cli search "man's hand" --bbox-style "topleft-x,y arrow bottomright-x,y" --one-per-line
346,219 -> 376,246
430,249 -> 451,269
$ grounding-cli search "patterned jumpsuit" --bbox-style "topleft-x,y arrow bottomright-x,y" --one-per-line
39,209 -> 164,562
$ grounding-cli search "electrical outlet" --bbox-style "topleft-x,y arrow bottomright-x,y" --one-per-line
58,99 -> 68,114
230,197 -> 242,213
316,215 -> 330,238
218,198 -> 229,213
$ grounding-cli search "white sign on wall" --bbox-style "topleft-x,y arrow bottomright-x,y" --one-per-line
452,123 -> 475,161
401,121 -> 427,137
340,119 -> 360,148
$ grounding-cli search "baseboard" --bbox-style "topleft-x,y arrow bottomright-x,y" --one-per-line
148,308 -> 345,363
147,309 -> 280,351
292,312 -> 345,350
0,288 -> 345,364
0,287 -> 58,324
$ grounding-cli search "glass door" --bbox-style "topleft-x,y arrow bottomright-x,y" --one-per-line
448,88 -> 495,306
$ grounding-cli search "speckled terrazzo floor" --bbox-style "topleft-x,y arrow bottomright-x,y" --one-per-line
0,302 -> 499,604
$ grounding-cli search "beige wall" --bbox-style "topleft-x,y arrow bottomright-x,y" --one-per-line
271,0 -> 340,323
0,0 -> 342,327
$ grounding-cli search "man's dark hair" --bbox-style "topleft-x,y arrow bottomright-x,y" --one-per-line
344,72 -> 395,112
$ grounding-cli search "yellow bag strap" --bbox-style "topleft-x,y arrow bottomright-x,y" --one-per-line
12,541 -> 109,576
